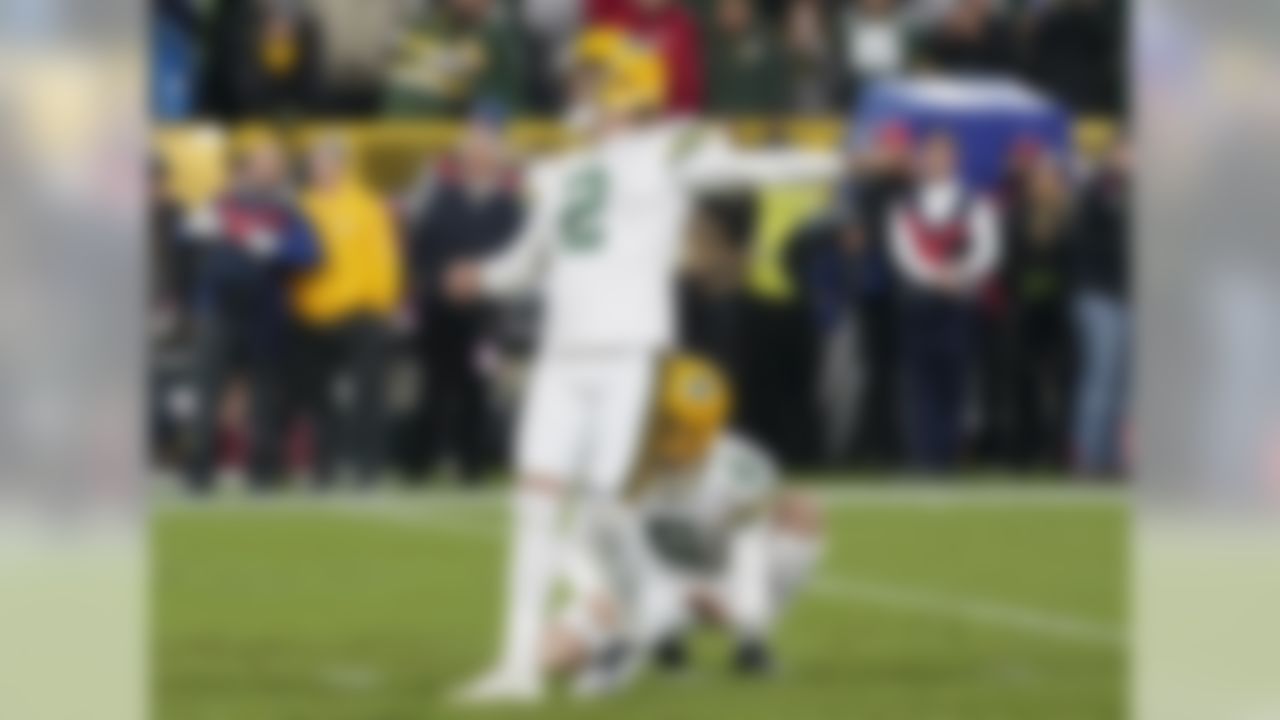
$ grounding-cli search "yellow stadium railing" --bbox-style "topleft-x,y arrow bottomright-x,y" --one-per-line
154,116 -> 1121,207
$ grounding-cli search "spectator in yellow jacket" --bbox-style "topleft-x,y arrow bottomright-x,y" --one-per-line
293,141 -> 402,326
291,135 -> 404,486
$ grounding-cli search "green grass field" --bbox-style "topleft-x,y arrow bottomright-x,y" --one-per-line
155,482 -> 1127,720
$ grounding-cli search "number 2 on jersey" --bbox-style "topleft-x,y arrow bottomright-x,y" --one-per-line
560,166 -> 608,252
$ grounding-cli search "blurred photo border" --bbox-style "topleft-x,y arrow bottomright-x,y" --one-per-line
0,1 -> 146,719
1135,0 -> 1280,718
2,0 -> 1280,718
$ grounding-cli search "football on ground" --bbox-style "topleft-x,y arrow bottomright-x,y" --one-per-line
155,481 -> 1126,720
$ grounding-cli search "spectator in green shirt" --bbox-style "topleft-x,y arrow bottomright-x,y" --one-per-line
706,0 -> 784,115
382,0 -> 522,116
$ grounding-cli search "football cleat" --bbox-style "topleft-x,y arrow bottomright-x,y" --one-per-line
732,638 -> 776,677
652,634 -> 690,674
572,640 -> 644,699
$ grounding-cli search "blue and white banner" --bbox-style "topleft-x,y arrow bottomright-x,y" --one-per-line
852,77 -> 1073,189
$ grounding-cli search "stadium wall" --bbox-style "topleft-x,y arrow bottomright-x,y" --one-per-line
153,117 -> 1121,206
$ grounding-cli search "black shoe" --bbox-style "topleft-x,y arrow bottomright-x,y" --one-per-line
733,638 -> 775,677
574,639 -> 641,698
652,634 -> 689,674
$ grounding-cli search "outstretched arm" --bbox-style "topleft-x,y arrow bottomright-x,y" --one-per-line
675,125 -> 843,192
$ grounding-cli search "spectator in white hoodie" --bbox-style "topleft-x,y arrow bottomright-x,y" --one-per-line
839,0 -> 914,101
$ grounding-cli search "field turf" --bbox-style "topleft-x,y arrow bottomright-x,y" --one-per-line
155,482 -> 1126,720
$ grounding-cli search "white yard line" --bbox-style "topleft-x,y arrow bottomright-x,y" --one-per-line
323,504 -> 1126,650
808,576 -> 1124,649
811,484 -> 1126,509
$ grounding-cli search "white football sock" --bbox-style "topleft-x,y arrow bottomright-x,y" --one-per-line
590,498 -> 677,648
766,530 -> 824,616
727,522 -> 774,639
497,486 -> 561,680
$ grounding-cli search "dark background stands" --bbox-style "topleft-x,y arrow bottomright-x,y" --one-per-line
158,0 -> 1128,119
1025,0 -> 1125,115
199,0 -> 325,118
918,0 -> 1016,75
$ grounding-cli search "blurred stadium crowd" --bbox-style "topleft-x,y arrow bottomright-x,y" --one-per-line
150,120 -> 1129,489
153,0 -> 1124,119
151,0 -> 1129,491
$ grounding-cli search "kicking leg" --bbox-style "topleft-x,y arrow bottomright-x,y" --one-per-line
455,357 -> 580,704
544,508 -> 621,677
455,474 -> 563,703
566,354 -> 664,698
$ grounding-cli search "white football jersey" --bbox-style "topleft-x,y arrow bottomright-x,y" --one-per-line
479,121 -> 839,352
640,432 -> 779,573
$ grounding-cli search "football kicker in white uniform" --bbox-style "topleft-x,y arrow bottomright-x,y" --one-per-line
444,27 -> 839,704
543,356 -> 825,696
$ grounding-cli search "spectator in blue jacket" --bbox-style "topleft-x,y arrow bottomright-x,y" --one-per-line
399,112 -> 522,483
182,133 -> 320,492
848,121 -> 914,465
